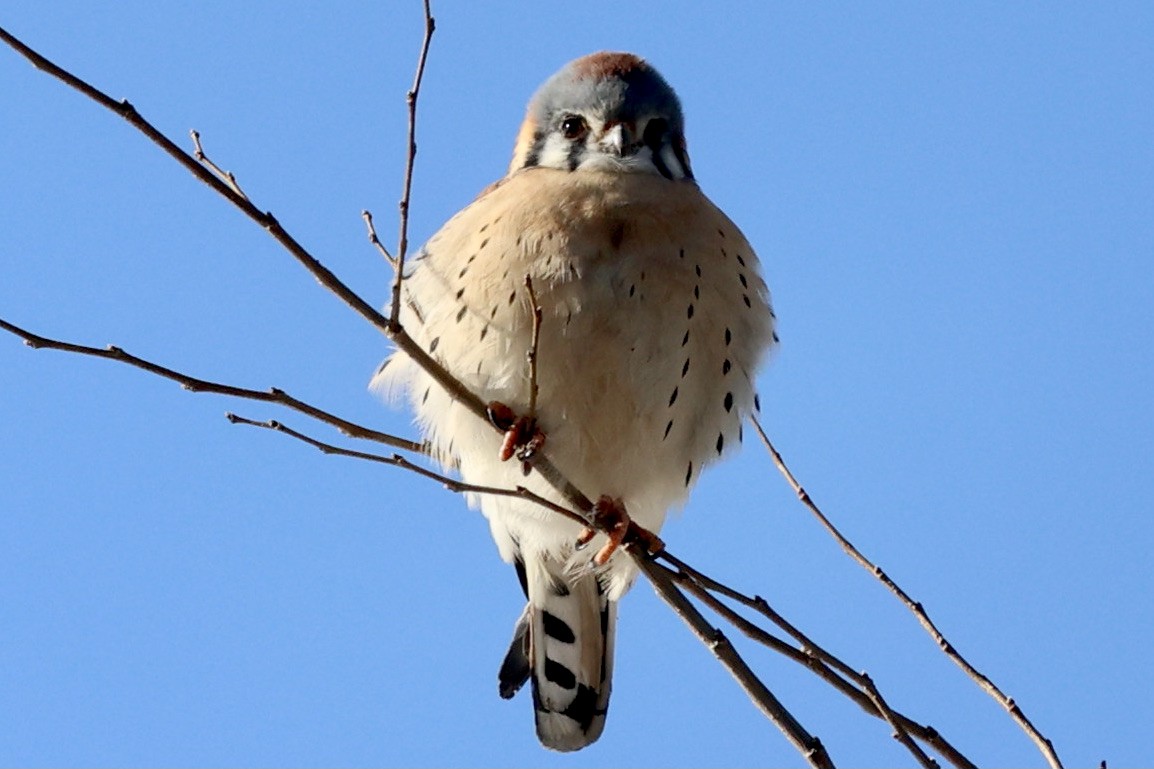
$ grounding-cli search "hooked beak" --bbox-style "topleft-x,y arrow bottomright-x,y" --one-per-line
598,122 -> 635,157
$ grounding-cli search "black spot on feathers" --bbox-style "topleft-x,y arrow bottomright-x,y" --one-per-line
544,658 -> 576,690
542,611 -> 576,644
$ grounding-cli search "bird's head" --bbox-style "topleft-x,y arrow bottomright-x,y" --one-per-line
509,52 -> 693,181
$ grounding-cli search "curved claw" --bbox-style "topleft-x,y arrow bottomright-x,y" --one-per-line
487,400 -> 546,464
579,496 -> 665,566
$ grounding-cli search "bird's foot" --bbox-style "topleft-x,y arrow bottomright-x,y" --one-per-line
487,401 -> 546,471
576,495 -> 665,566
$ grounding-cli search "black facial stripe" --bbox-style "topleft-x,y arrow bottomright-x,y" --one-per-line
520,130 -> 546,169
642,119 -> 673,179
673,142 -> 694,180
651,148 -> 674,180
566,137 -> 584,171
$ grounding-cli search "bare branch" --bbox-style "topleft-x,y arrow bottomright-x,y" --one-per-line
751,416 -> 1063,769
632,555 -> 835,768
657,555 -> 971,769
0,23 -> 392,344
361,209 -> 396,266
226,414 -> 590,528
389,0 -> 435,328
858,671 -> 939,769
0,317 -> 424,454
190,129 -> 248,200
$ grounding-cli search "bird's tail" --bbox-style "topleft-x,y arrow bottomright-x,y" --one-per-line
498,557 -> 616,752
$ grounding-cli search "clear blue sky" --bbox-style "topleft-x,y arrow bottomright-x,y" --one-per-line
2,2 -> 1151,766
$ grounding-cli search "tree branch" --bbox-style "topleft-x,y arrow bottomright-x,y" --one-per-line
388,0 -> 435,328
657,553 -> 970,769
633,555 -> 835,768
750,416 -> 1063,769
0,317 -> 423,454
226,414 -> 589,529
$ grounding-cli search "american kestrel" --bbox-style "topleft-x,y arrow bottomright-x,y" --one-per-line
373,52 -> 775,751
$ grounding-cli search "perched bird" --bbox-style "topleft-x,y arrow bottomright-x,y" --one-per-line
373,51 -> 776,751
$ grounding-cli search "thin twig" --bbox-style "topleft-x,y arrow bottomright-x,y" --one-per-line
0,24 -> 393,345
523,275 -> 542,420
858,672 -> 939,769
389,0 -> 435,329
0,318 -> 424,454
361,210 -> 395,266
190,129 -> 248,200
226,414 -> 589,528
750,416 -> 1063,769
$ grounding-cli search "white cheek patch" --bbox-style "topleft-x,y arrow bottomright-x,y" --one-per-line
660,144 -> 689,180
536,134 -> 579,170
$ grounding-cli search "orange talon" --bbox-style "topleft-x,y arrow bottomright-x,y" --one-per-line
578,496 -> 666,564
590,496 -> 630,566
486,401 -> 545,464
575,526 -> 597,550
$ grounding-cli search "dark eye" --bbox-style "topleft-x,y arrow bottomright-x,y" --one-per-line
643,118 -> 669,148
560,115 -> 588,140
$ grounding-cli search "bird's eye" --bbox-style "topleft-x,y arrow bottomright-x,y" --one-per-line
560,115 -> 588,140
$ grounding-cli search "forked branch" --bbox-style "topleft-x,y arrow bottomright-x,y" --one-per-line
0,317 -> 422,453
